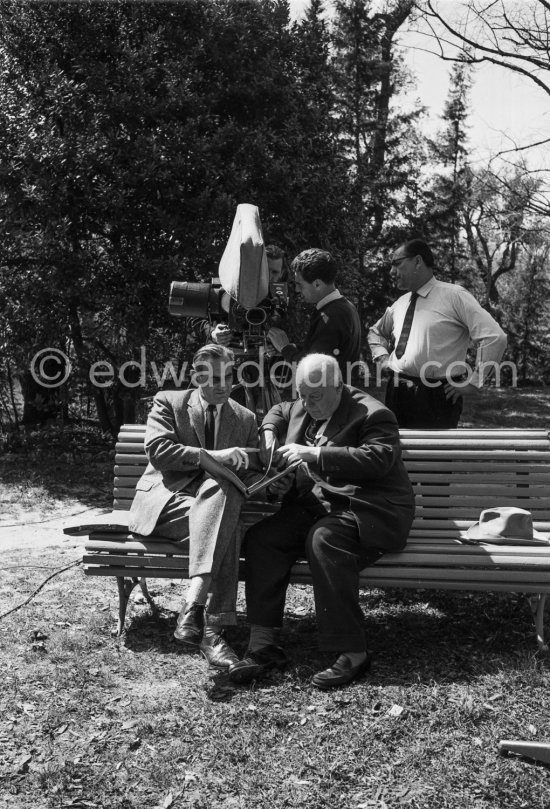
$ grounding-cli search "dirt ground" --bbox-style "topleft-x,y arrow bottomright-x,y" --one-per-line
0,508 -> 110,552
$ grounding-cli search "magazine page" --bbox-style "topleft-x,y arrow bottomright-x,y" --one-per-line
200,446 -> 300,497
246,459 -> 301,496
200,450 -> 247,494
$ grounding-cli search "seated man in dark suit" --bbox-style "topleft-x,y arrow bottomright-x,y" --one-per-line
229,353 -> 415,689
129,344 -> 260,669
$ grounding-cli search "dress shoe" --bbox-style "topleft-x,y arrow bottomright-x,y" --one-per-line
228,644 -> 288,684
312,653 -> 371,690
200,630 -> 240,669
173,602 -> 205,647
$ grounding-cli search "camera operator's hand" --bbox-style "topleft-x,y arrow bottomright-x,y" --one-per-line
205,447 -> 250,470
211,323 -> 233,346
259,428 -> 280,468
267,327 -> 290,352
263,344 -> 277,358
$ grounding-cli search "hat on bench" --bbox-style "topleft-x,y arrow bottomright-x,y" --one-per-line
465,506 -> 550,545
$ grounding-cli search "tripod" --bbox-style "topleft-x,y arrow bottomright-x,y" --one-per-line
229,344 -> 292,422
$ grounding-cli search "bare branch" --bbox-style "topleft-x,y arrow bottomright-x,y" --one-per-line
490,136 -> 550,159
417,0 -> 550,94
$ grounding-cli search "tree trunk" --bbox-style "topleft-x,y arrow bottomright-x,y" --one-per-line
21,370 -> 60,426
93,388 -> 116,436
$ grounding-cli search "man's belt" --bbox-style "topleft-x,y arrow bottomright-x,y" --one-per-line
392,371 -> 467,386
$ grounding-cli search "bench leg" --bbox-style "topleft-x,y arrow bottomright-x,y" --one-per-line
138,577 -> 159,615
116,576 -> 160,636
528,594 -> 548,651
116,576 -> 139,636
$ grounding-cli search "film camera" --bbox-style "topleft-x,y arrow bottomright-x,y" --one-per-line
169,203 -> 288,354
168,277 -> 288,353
168,205 -> 289,417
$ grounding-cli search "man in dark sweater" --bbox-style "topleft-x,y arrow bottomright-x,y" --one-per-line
266,248 -> 361,385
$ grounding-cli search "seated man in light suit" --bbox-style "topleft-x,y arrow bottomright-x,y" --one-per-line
129,344 -> 260,669
229,354 -> 415,689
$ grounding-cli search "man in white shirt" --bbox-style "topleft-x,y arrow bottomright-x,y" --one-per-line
368,239 -> 507,428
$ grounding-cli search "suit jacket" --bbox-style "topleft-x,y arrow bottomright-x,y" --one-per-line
280,297 -> 361,379
262,386 -> 415,551
129,388 -> 259,536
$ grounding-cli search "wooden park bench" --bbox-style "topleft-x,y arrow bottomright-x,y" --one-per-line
64,426 -> 550,649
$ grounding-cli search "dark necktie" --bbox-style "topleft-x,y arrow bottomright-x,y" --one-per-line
304,418 -> 325,446
204,405 -> 216,450
395,292 -> 418,359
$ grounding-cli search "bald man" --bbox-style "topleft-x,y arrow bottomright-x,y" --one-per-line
229,354 -> 415,689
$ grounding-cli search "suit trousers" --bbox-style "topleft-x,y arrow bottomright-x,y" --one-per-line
385,375 -> 462,428
150,477 -> 245,626
244,500 -> 383,652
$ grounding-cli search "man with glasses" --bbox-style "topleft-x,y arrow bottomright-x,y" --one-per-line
368,239 -> 506,428
228,353 -> 414,689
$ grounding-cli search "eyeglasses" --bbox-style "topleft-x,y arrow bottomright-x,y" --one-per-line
390,255 -> 410,268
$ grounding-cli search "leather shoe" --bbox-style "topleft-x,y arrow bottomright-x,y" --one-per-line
200,630 -> 239,669
228,644 -> 287,684
312,653 -> 371,689
173,602 -> 205,646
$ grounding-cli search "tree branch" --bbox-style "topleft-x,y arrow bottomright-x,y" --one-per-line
419,0 -> 550,90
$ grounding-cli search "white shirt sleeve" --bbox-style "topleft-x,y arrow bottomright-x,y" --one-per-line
368,307 -> 394,361
453,289 -> 507,386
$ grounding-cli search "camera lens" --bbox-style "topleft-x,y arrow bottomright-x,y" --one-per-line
245,307 -> 267,325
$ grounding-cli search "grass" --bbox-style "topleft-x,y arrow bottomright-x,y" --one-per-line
1,388 -> 550,809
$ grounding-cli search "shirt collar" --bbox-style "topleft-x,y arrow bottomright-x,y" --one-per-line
198,392 -> 223,415
316,289 -> 343,310
414,276 -> 436,298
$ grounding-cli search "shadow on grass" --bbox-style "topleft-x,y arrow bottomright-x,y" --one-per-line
461,386 -> 550,428
1,425 -> 114,513
119,587 -> 548,699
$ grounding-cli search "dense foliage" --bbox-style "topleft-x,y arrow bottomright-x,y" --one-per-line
0,0 -> 548,432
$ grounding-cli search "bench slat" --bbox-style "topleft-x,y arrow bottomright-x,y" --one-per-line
86,540 -> 188,555
115,453 -> 147,464
357,568 -> 550,585
115,465 -> 148,476
413,481 -> 550,491
116,442 -> 150,453
113,476 -> 550,489
405,463 -> 550,474
83,554 -> 191,569
84,565 -> 550,594
84,549 -> 550,569
399,429 -> 550,437
415,493 -> 550,503
114,475 -> 550,490
402,450 -> 550,460
403,439 -> 550,449
414,506 -> 550,518
85,566 -> 188,579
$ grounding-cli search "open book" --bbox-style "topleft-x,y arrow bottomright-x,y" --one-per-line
200,446 -> 300,497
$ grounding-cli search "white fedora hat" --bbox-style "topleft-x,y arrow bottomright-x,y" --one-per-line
465,507 -> 550,545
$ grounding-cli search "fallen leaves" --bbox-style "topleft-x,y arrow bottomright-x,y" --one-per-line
14,752 -> 33,774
